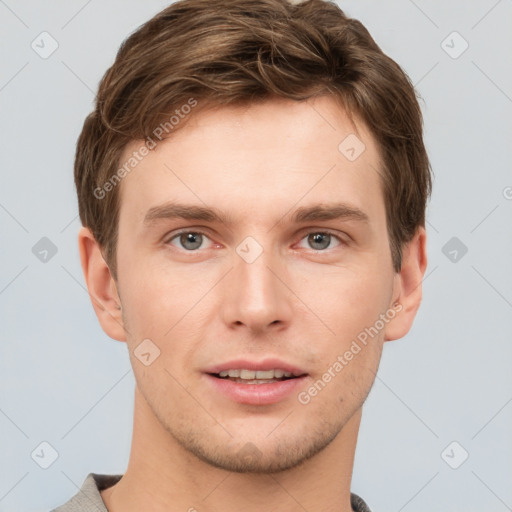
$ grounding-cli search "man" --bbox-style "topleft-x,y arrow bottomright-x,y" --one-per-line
53,0 -> 431,510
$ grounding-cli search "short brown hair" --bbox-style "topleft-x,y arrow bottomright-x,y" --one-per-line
75,0 -> 432,280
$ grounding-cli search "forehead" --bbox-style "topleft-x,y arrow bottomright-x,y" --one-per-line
117,95 -> 385,228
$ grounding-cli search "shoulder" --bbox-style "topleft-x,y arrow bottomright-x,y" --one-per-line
50,473 -> 123,512
351,492 -> 372,512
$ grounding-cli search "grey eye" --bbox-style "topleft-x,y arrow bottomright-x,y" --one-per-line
179,232 -> 203,250
307,233 -> 331,250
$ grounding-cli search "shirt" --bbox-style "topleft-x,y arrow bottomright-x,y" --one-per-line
51,473 -> 372,512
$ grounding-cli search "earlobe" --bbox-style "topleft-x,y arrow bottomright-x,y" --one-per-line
384,227 -> 428,342
78,226 -> 127,342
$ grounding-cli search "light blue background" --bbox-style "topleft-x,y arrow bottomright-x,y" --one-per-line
1,1 -> 511,511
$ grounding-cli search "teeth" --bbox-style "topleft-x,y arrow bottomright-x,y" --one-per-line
217,369 -> 298,379
255,370 -> 274,379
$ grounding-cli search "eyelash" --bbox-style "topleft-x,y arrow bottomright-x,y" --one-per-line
164,229 -> 347,252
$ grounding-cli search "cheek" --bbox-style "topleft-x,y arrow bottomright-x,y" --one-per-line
119,263 -> 212,382
296,263 -> 391,338
118,255 -> 198,335
293,266 -> 390,396
297,342 -> 382,424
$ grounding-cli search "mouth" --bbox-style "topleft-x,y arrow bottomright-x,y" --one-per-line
208,368 -> 306,385
203,362 -> 309,405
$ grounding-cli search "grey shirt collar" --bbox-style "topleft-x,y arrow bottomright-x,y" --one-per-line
52,473 -> 372,512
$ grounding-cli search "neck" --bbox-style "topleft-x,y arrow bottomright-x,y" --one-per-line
101,386 -> 362,512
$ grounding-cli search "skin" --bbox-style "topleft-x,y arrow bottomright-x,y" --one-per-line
78,95 -> 427,512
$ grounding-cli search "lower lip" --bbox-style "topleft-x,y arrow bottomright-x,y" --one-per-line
204,374 -> 308,405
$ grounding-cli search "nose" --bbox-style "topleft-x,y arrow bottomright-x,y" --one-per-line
221,243 -> 293,335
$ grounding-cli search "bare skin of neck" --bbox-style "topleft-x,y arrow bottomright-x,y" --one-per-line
100,386 -> 362,512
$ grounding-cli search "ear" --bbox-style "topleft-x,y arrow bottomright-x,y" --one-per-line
384,226 -> 428,342
78,226 -> 127,342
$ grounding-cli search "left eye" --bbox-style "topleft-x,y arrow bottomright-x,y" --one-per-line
298,232 -> 342,251
168,232 -> 212,251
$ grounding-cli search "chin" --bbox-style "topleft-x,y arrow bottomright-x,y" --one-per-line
172,420 -> 343,475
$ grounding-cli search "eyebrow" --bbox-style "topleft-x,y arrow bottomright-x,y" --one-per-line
143,202 -> 369,226
143,203 -> 231,225
291,204 -> 369,224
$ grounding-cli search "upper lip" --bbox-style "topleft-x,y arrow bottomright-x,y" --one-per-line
204,358 -> 308,377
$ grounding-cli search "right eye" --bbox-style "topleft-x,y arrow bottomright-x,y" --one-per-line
166,231 -> 214,251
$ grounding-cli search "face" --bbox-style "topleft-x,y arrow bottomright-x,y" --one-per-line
113,96 -> 399,473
